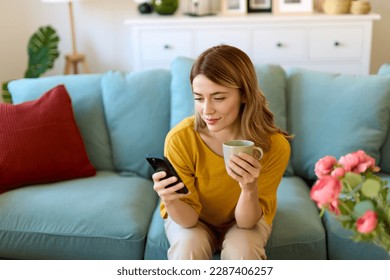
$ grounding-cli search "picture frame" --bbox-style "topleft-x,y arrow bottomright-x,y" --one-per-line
247,0 -> 272,13
272,0 -> 313,15
221,0 -> 247,15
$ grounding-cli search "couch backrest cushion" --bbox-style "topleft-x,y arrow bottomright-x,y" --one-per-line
170,57 -> 293,175
101,70 -> 171,179
170,57 -> 195,129
287,69 -> 390,181
377,63 -> 390,173
8,74 -> 114,171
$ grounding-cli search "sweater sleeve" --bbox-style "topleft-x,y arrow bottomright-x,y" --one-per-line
159,117 -> 202,219
257,133 -> 291,225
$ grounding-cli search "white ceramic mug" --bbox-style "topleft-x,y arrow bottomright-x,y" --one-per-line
222,140 -> 264,171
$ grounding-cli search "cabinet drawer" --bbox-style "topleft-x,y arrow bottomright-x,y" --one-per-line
140,30 -> 193,61
253,28 -> 307,61
195,29 -> 251,56
310,27 -> 363,60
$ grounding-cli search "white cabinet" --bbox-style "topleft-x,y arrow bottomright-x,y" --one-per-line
125,13 -> 380,74
138,29 -> 193,69
253,27 -> 307,62
309,26 -> 364,59
195,28 -> 251,56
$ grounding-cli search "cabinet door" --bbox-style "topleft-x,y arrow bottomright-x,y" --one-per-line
310,26 -> 364,60
139,29 -> 193,61
195,29 -> 251,57
253,28 -> 307,62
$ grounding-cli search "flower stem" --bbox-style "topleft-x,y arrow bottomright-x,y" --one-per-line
339,200 -> 353,215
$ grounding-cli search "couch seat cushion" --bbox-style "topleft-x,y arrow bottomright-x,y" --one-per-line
9,74 -> 114,171
287,69 -> 390,181
101,70 -> 171,179
144,176 -> 326,260
0,85 -> 96,193
0,171 -> 158,259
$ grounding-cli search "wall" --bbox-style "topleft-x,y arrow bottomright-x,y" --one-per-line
371,0 -> 390,72
0,0 -> 137,84
0,0 -> 389,89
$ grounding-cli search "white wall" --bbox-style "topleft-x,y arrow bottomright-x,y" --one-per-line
0,0 -> 389,87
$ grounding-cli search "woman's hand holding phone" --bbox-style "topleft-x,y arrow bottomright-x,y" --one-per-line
146,155 -> 189,204
152,171 -> 188,204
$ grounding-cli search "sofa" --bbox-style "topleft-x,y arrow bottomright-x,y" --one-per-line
1,57 -> 390,260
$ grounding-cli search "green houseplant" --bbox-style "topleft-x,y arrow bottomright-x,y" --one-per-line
2,25 -> 60,103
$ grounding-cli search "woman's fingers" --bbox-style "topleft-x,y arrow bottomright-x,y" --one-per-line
227,153 -> 261,184
152,171 -> 187,201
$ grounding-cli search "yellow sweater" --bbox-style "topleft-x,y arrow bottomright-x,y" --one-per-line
161,116 -> 290,230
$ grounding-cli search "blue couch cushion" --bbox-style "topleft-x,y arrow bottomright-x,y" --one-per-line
170,57 -> 293,175
170,57 -> 195,129
145,176 -> 326,260
0,171 -> 158,260
377,63 -> 390,174
101,70 -> 171,179
287,69 -> 390,181
8,74 -> 114,171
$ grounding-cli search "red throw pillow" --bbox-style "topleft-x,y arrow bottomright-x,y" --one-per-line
0,85 -> 96,194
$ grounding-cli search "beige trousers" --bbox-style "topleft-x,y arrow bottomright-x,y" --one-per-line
164,217 -> 272,260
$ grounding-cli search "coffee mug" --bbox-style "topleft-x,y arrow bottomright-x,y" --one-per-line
223,140 -> 264,170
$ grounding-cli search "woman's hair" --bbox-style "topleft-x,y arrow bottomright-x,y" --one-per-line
190,45 -> 292,152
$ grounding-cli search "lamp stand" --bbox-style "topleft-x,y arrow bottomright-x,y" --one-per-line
64,1 -> 89,74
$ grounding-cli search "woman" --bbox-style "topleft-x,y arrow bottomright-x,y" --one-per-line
152,45 -> 292,260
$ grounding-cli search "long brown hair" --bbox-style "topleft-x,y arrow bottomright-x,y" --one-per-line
190,45 -> 292,152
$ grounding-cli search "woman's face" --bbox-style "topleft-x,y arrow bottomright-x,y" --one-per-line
192,74 -> 243,135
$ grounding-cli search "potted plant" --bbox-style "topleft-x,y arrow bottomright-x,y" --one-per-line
2,25 -> 60,103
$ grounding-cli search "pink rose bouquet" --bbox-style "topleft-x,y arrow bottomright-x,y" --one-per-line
310,150 -> 390,254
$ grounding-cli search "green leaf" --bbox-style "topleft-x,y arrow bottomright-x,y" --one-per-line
335,214 -> 353,222
24,25 -> 60,78
361,178 -> 381,198
1,80 -> 12,104
387,189 -> 390,203
353,200 -> 375,219
343,172 -> 363,189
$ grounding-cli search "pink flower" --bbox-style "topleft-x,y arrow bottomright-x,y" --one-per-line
339,150 -> 380,174
331,167 -> 346,179
310,176 -> 342,209
328,200 -> 340,215
356,210 -> 378,234
315,156 -> 338,178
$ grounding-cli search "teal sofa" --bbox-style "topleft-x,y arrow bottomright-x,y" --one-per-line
1,58 -> 390,260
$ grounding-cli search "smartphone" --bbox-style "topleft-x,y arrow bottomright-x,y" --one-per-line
146,155 -> 189,194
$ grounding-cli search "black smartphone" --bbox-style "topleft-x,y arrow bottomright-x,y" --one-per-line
146,155 -> 189,194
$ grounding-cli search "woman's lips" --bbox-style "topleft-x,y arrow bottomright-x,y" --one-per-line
204,118 -> 220,125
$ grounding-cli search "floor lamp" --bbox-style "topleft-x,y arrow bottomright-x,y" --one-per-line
42,0 -> 89,74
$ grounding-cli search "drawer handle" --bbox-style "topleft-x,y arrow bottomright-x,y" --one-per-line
276,42 -> 283,48
334,41 -> 341,47
163,44 -> 173,50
